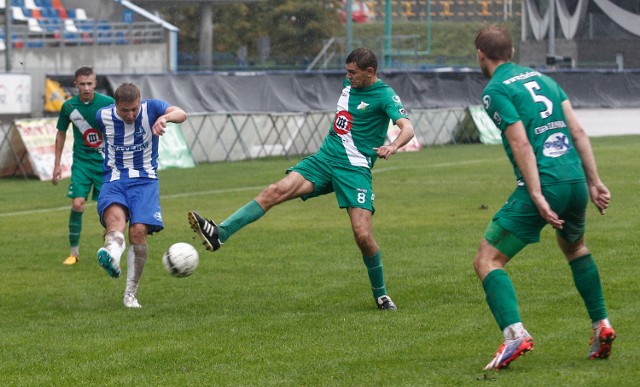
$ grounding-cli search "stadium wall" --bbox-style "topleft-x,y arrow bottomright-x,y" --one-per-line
100,70 -> 640,163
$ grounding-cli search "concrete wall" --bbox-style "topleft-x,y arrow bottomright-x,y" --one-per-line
0,43 -> 168,117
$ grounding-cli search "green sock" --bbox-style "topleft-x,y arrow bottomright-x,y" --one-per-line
219,200 -> 265,243
69,209 -> 83,249
482,269 -> 521,331
570,254 -> 607,323
363,250 -> 387,299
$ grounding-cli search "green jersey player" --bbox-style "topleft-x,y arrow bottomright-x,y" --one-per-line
52,67 -> 114,265
189,47 -> 415,310
473,25 -> 615,370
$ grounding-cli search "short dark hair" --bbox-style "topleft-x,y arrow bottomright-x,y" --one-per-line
346,47 -> 378,73
114,83 -> 141,104
74,66 -> 94,79
474,25 -> 513,61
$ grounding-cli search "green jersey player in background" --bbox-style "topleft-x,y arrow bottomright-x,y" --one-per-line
52,67 -> 114,265
473,25 -> 615,370
189,47 -> 415,310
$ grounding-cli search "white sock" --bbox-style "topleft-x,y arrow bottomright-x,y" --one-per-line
503,322 -> 526,340
70,246 -> 79,257
592,318 -> 611,330
125,246 -> 136,295
104,231 -> 126,267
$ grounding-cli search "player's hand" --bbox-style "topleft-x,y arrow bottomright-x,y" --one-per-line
533,195 -> 564,229
152,117 -> 167,136
589,182 -> 611,215
373,145 -> 398,160
52,166 -> 61,185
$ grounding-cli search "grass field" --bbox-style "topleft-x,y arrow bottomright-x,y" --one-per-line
1,136 -> 638,385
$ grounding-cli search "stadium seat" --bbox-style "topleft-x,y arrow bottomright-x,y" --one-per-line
74,8 -> 88,20
34,0 -> 44,7
27,18 -> 44,33
29,8 -> 42,19
13,0 -> 25,7
57,7 -> 68,19
24,0 -> 37,9
11,7 -> 29,21
64,19 -> 78,33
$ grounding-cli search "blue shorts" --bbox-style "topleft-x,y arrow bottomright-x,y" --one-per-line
97,178 -> 164,234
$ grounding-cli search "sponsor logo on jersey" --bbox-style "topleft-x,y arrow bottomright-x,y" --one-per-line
503,71 -> 542,85
543,133 -> 572,157
83,128 -> 103,148
357,101 -> 369,110
112,141 -> 150,152
493,111 -> 502,125
154,211 -> 162,222
534,120 -> 567,134
399,108 -> 407,115
334,110 -> 353,135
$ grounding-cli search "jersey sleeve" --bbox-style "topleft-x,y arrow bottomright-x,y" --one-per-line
148,99 -> 171,119
482,85 -> 519,131
56,102 -> 72,131
382,87 -> 409,124
95,106 -> 108,134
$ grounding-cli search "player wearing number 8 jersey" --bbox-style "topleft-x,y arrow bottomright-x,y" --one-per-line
473,25 -> 615,370
189,47 -> 415,310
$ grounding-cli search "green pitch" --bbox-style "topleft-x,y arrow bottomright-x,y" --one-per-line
1,136 -> 637,385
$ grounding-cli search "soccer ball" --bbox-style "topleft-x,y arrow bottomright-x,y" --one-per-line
162,242 -> 199,277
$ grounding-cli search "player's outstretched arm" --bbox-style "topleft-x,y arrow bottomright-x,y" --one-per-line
374,118 -> 415,160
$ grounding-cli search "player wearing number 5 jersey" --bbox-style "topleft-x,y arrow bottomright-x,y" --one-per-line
189,47 -> 415,310
53,67 -> 114,266
473,25 -> 615,370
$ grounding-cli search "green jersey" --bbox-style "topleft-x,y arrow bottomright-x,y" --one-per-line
56,92 -> 114,167
318,79 -> 409,169
482,62 -> 585,185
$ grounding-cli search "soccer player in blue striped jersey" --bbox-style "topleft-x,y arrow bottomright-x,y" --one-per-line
473,25 -> 615,370
189,47 -> 415,310
95,83 -> 187,308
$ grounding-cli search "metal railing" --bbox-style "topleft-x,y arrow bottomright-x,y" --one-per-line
180,108 -> 475,164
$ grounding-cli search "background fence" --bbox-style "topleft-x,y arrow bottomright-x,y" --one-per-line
181,108 -> 473,163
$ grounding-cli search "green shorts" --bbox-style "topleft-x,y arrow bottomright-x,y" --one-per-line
487,182 -> 588,248
67,160 -> 103,201
288,154 -> 375,212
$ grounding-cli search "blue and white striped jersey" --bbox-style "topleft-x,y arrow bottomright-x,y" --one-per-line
96,99 -> 170,182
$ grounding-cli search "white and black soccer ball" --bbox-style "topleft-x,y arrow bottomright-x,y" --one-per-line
162,242 -> 199,277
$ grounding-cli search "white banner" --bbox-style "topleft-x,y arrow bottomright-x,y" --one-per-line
0,74 -> 32,114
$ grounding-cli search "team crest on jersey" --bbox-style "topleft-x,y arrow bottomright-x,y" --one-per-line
334,110 -> 352,135
357,101 -> 369,110
392,95 -> 401,103
543,133 -> 572,157
83,128 -> 103,148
